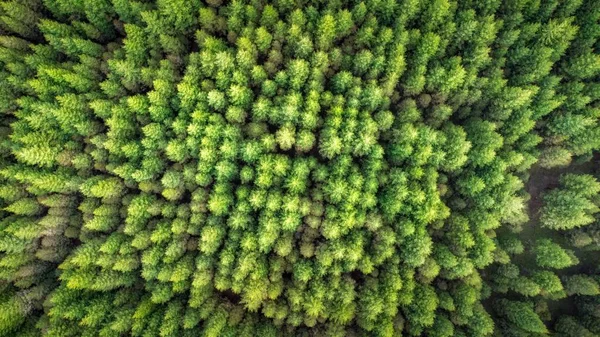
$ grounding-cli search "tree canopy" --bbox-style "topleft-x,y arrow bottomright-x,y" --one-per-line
0,0 -> 599,336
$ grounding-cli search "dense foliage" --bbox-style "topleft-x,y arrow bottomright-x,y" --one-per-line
0,0 -> 599,336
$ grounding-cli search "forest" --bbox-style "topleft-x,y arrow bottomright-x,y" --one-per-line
0,0 -> 599,336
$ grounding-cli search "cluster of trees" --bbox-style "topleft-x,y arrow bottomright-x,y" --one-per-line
488,172 -> 600,336
0,0 -> 598,336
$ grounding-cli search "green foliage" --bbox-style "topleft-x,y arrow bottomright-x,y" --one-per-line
532,271 -> 564,295
0,0 -> 599,336
564,275 -> 600,296
534,239 -> 578,269
495,299 -> 548,334
0,291 -> 28,337
540,174 -> 600,230
554,315 -> 596,337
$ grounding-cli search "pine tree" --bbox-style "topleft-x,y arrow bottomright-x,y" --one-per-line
540,174 -> 600,230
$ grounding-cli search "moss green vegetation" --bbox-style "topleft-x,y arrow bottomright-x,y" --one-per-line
0,0 -> 599,336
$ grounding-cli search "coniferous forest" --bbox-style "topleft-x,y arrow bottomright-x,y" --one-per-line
1,0 -> 600,336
